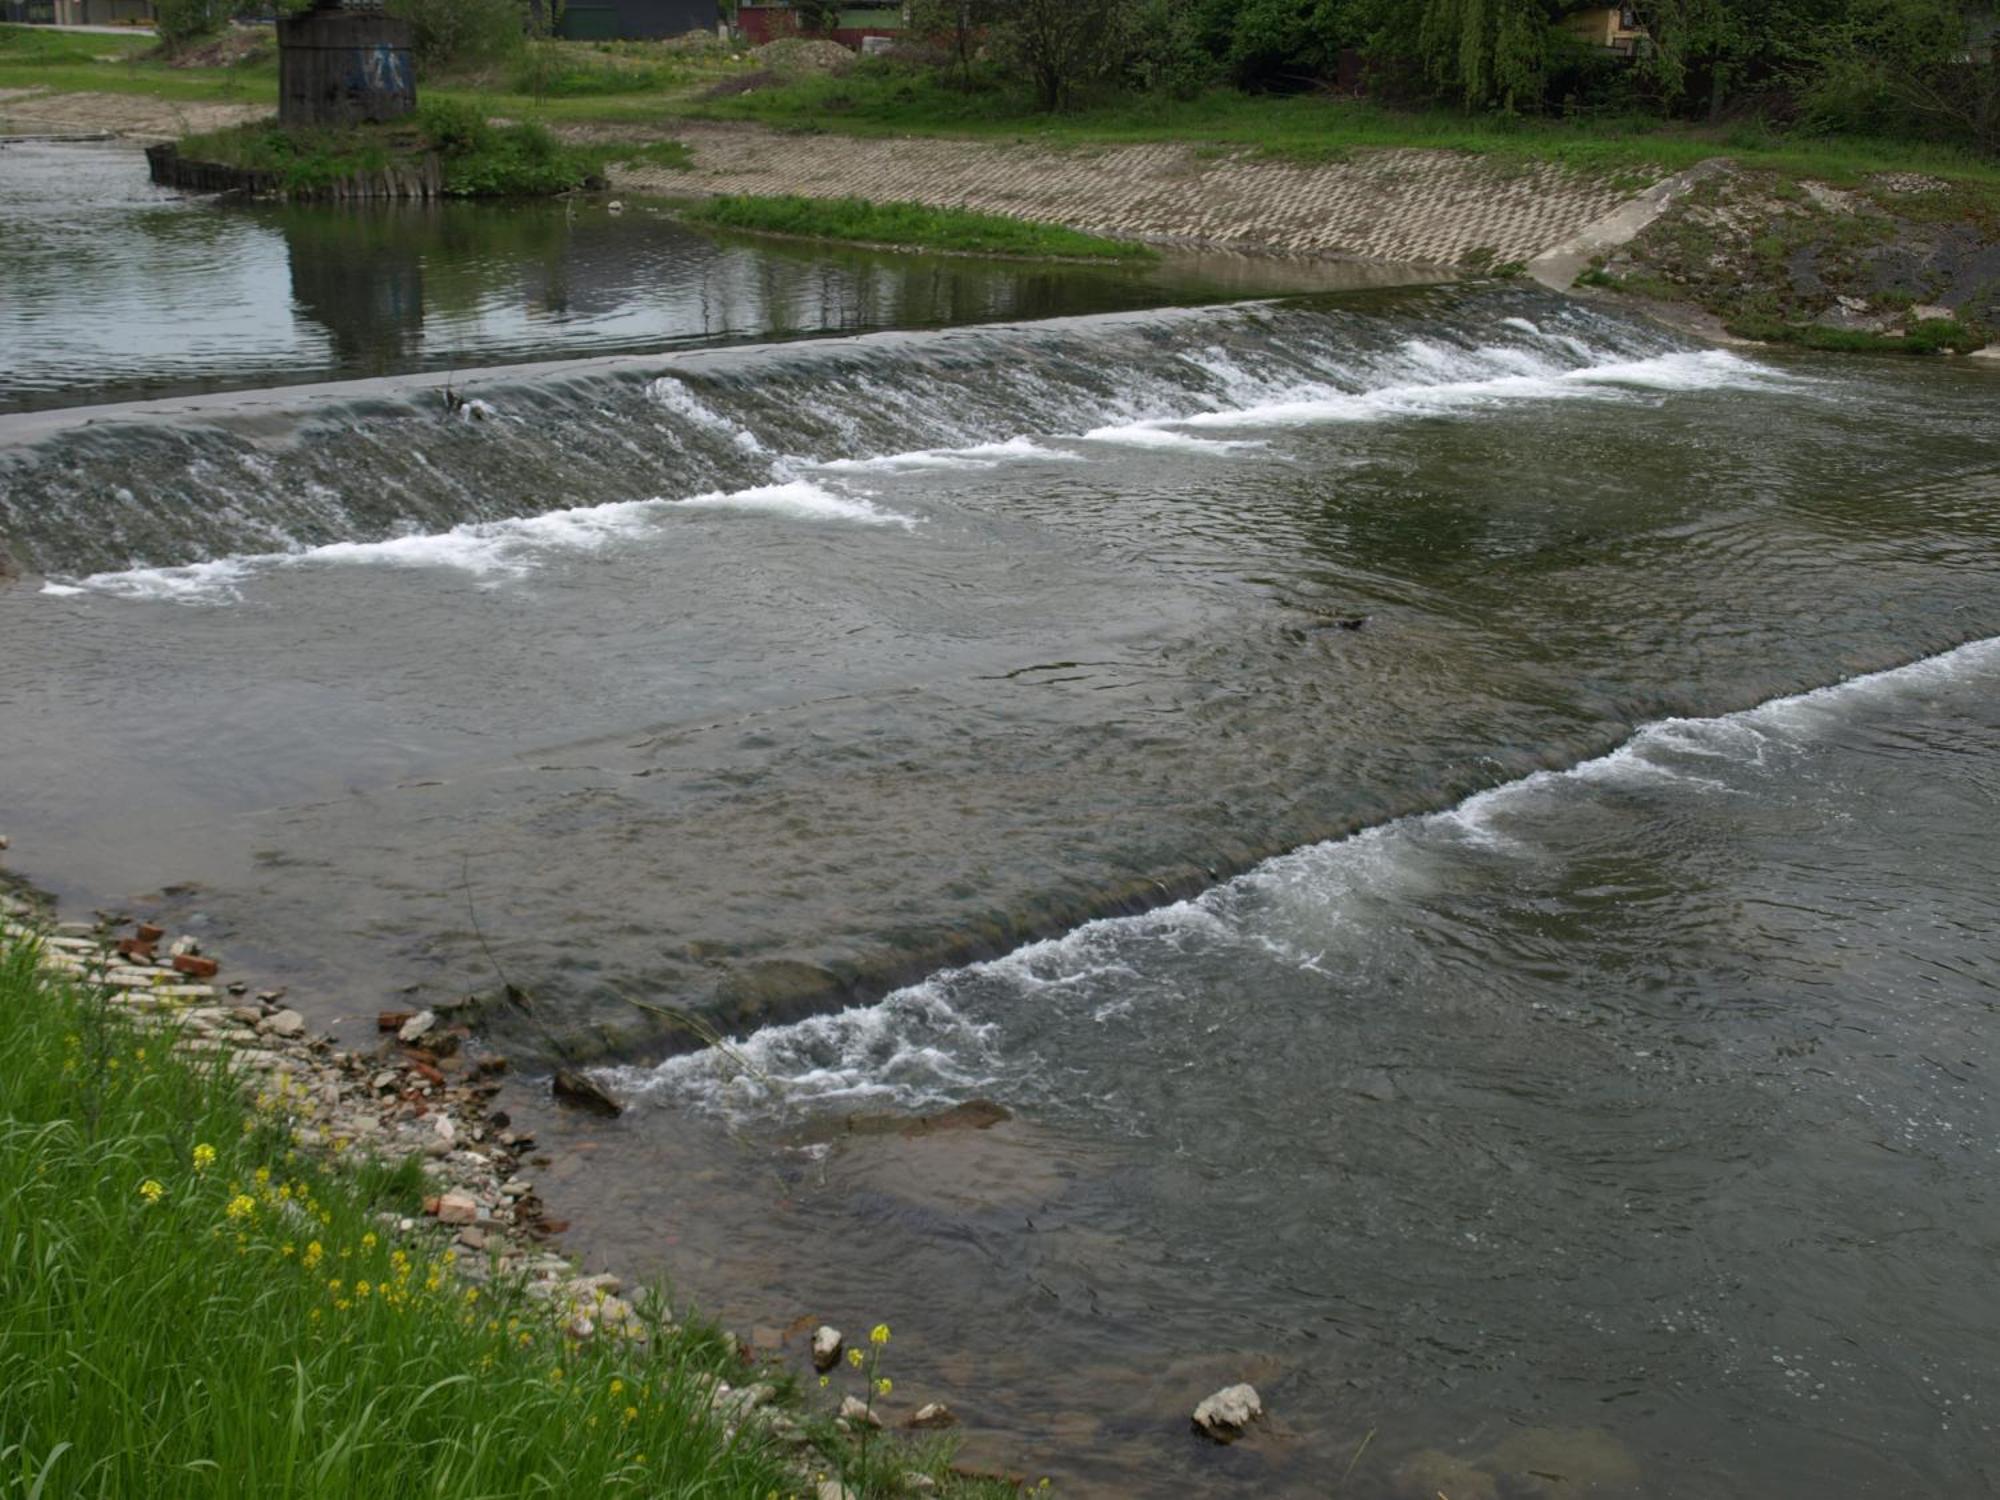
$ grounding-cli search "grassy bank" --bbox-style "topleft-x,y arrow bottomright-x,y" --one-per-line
0,940 -> 796,1497
11,24 -> 2000,195
681,64 -> 2000,189
175,100 -> 609,196
684,194 -> 1156,260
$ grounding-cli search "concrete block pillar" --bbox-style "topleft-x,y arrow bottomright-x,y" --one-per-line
278,6 -> 418,127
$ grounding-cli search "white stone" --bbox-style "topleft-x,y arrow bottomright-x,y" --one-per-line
1191,1383 -> 1263,1443
398,1010 -> 437,1044
811,1324 -> 843,1371
838,1395 -> 882,1430
263,1009 -> 306,1038
908,1401 -> 956,1429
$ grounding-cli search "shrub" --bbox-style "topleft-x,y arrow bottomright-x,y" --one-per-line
154,0 -> 228,52
388,0 -> 529,74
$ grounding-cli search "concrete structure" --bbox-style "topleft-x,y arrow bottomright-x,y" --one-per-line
46,0 -> 152,24
277,5 -> 415,127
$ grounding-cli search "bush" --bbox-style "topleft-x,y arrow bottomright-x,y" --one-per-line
388,0 -> 529,74
153,0 -> 228,52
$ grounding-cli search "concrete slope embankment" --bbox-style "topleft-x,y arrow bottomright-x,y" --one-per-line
608,120 -> 1638,268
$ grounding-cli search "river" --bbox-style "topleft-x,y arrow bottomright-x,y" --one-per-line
3,138 -> 1998,1498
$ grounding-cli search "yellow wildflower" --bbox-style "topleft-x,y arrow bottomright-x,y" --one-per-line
302,1241 -> 324,1269
848,1348 -> 864,1369
138,1179 -> 165,1204
609,1379 -> 624,1397
818,1376 -> 829,1389
254,1166 -> 271,1186
623,1406 -> 638,1423
192,1143 -> 216,1172
225,1194 -> 257,1221
870,1323 -> 890,1346
361,1231 -> 377,1251
355,1281 -> 372,1299
876,1378 -> 892,1397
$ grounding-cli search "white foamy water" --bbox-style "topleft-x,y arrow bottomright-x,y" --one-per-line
810,437 -> 1078,473
619,633 -> 2000,1120
42,480 -> 911,602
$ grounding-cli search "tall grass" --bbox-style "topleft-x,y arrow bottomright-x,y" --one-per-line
0,940 -> 792,1498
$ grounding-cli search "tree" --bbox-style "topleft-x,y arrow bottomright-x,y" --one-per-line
909,0 -> 997,88
989,0 -> 1132,110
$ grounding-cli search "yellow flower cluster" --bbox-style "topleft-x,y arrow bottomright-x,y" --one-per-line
138,1179 -> 164,1204
191,1143 -> 216,1172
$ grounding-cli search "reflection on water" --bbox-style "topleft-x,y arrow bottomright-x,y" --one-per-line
0,137 -> 1434,411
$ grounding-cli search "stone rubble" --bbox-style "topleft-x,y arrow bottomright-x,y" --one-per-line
1191,1383 -> 1264,1444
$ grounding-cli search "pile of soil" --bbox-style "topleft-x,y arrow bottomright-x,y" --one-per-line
160,25 -> 272,69
750,37 -> 855,75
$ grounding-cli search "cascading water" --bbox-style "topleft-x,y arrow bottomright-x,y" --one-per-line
6,259 -> 2000,1499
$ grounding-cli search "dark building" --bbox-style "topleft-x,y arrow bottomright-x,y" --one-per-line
557,0 -> 717,41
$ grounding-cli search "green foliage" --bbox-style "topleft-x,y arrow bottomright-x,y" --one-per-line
176,107 -> 604,197
0,941 -> 795,1499
388,0 -> 529,74
684,192 -> 1159,257
1726,311 -> 1989,350
988,0 -> 1134,110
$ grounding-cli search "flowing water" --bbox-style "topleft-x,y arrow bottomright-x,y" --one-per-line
5,143 -> 2000,1499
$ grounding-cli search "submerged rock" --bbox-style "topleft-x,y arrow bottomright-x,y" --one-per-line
908,1401 -> 956,1430
1391,1449 -> 1499,1500
1191,1383 -> 1263,1443
1483,1426 -> 1641,1496
552,1067 -> 621,1117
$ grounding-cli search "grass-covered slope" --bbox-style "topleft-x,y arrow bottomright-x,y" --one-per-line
0,940 -> 792,1498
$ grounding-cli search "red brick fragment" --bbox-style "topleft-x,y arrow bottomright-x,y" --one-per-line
172,953 -> 219,978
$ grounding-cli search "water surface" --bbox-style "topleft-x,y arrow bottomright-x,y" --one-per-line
4,141 -> 2000,1499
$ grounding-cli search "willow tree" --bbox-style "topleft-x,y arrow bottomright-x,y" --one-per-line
1415,0 -> 1555,109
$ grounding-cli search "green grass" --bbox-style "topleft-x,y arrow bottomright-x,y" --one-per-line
0,938 -> 796,1499
678,62 -> 2000,188
12,23 -> 2000,194
1725,313 -> 1989,354
175,102 -> 608,196
683,193 -> 1156,259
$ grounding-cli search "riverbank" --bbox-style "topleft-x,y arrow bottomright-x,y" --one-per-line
0,864 -> 1012,1499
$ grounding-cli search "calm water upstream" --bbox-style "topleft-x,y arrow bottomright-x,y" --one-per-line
4,140 -> 2000,1498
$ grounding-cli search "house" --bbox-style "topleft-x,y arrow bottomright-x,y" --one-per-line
1563,4 -> 1647,56
46,0 -> 153,23
555,0 -> 717,41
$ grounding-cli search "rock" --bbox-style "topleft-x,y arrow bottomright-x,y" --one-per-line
398,1010 -> 436,1044
1191,1383 -> 1263,1443
435,1191 -> 479,1225
433,1115 -> 457,1146
168,936 -> 200,957
552,1067 -> 621,1117
171,953 -> 220,979
817,1482 -> 855,1500
1911,302 -> 1953,322
1391,1450 -> 1500,1500
455,1226 -> 488,1252
378,1010 -> 414,1032
908,1401 -> 956,1430
263,1009 -> 306,1038
812,1324 -> 843,1371
1483,1427 -> 1640,1497
838,1395 -> 882,1430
